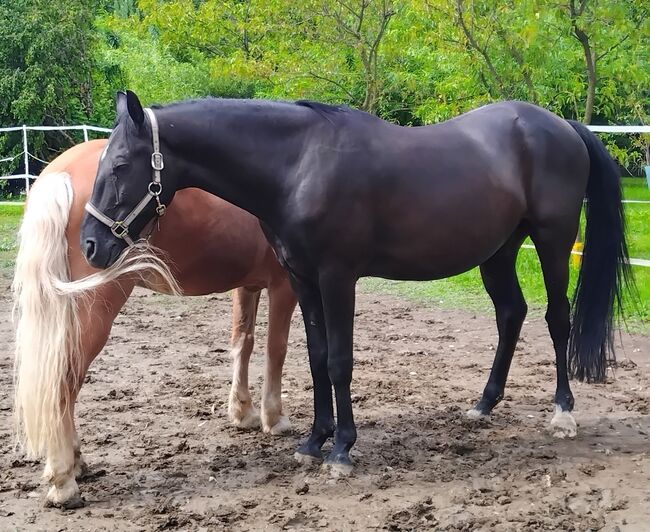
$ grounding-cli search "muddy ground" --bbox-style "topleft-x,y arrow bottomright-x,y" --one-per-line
1,281 -> 649,531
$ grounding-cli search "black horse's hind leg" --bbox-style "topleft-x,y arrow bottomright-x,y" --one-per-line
468,229 -> 528,418
531,228 -> 577,438
291,278 -> 335,462
320,270 -> 357,476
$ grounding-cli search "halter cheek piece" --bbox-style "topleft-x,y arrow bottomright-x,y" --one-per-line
84,107 -> 167,246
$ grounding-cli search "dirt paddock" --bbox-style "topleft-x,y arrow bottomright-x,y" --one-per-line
1,282 -> 649,531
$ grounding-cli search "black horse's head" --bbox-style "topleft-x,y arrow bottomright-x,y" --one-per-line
81,90 -> 177,268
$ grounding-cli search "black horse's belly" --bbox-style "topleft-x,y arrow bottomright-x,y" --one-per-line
361,184 -> 525,281
363,235 -> 510,281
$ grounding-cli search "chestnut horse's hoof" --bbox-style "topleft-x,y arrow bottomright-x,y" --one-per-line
45,493 -> 86,510
264,415 -> 292,436
228,405 -> 261,430
45,479 -> 85,510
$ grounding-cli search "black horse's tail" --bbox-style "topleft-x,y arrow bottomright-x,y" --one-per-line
566,120 -> 634,383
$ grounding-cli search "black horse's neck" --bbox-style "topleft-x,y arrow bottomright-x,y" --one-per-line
155,99 -> 318,223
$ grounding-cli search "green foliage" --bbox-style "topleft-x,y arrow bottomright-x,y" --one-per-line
93,15 -> 218,112
0,0 -> 97,175
0,0 -> 647,175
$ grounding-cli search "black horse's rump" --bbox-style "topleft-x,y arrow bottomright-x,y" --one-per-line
82,92 -> 633,471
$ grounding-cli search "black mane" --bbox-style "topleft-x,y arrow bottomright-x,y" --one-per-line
147,97 -> 351,124
294,100 -> 349,122
295,100 -> 346,113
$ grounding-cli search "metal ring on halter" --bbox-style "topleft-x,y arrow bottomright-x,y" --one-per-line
148,181 -> 163,196
111,221 -> 129,238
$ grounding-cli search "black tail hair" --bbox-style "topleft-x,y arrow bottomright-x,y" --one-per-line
566,120 -> 634,383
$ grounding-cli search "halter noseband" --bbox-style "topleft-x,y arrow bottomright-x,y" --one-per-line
85,107 -> 167,246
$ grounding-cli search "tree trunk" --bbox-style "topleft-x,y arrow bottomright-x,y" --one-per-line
574,25 -> 596,124
568,0 -> 596,124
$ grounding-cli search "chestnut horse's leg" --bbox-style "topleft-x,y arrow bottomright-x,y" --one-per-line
44,282 -> 133,508
261,278 -> 297,435
531,227 -> 577,438
467,228 -> 528,419
228,287 -> 262,429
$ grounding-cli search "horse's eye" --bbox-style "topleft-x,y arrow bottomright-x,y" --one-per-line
112,162 -> 130,177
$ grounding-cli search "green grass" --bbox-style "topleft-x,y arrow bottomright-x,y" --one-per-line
622,177 -> 650,201
361,250 -> 650,331
0,204 -> 23,278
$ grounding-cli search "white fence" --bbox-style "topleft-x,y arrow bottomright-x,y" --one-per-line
0,124 -> 112,195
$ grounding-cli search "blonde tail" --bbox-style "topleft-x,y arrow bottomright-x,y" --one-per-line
13,173 -> 81,457
13,172 -> 180,458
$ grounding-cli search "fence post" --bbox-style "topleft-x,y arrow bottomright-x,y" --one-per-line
83,125 -> 89,143
22,125 -> 29,196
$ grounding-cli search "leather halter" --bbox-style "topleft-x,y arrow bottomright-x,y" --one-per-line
85,107 -> 167,246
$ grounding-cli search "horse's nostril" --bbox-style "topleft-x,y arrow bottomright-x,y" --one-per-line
85,238 -> 96,260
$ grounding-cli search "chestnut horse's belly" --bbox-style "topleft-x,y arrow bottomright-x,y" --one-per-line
150,189 -> 277,295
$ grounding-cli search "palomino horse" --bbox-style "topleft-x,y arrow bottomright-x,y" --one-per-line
13,139 -> 297,508
82,92 -> 631,476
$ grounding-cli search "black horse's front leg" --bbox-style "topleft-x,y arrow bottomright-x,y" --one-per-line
319,272 -> 357,476
292,280 -> 335,463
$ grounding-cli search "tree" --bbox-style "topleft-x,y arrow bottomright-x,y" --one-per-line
317,0 -> 396,113
560,0 -> 647,123
0,0 -> 96,180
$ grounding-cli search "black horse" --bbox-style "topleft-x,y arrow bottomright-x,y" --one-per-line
81,91 -> 631,475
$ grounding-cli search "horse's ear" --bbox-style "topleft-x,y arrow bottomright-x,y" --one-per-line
116,91 -> 127,116
126,90 -> 145,128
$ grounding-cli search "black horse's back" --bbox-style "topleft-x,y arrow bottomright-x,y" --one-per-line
566,120 -> 634,382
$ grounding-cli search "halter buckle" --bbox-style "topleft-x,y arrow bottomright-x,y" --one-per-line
151,151 -> 164,171
156,203 -> 166,217
111,221 -> 129,239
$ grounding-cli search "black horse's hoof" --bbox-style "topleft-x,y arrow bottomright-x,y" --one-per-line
294,442 -> 322,465
322,453 -> 354,478
466,405 -> 490,420
467,392 -> 502,420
